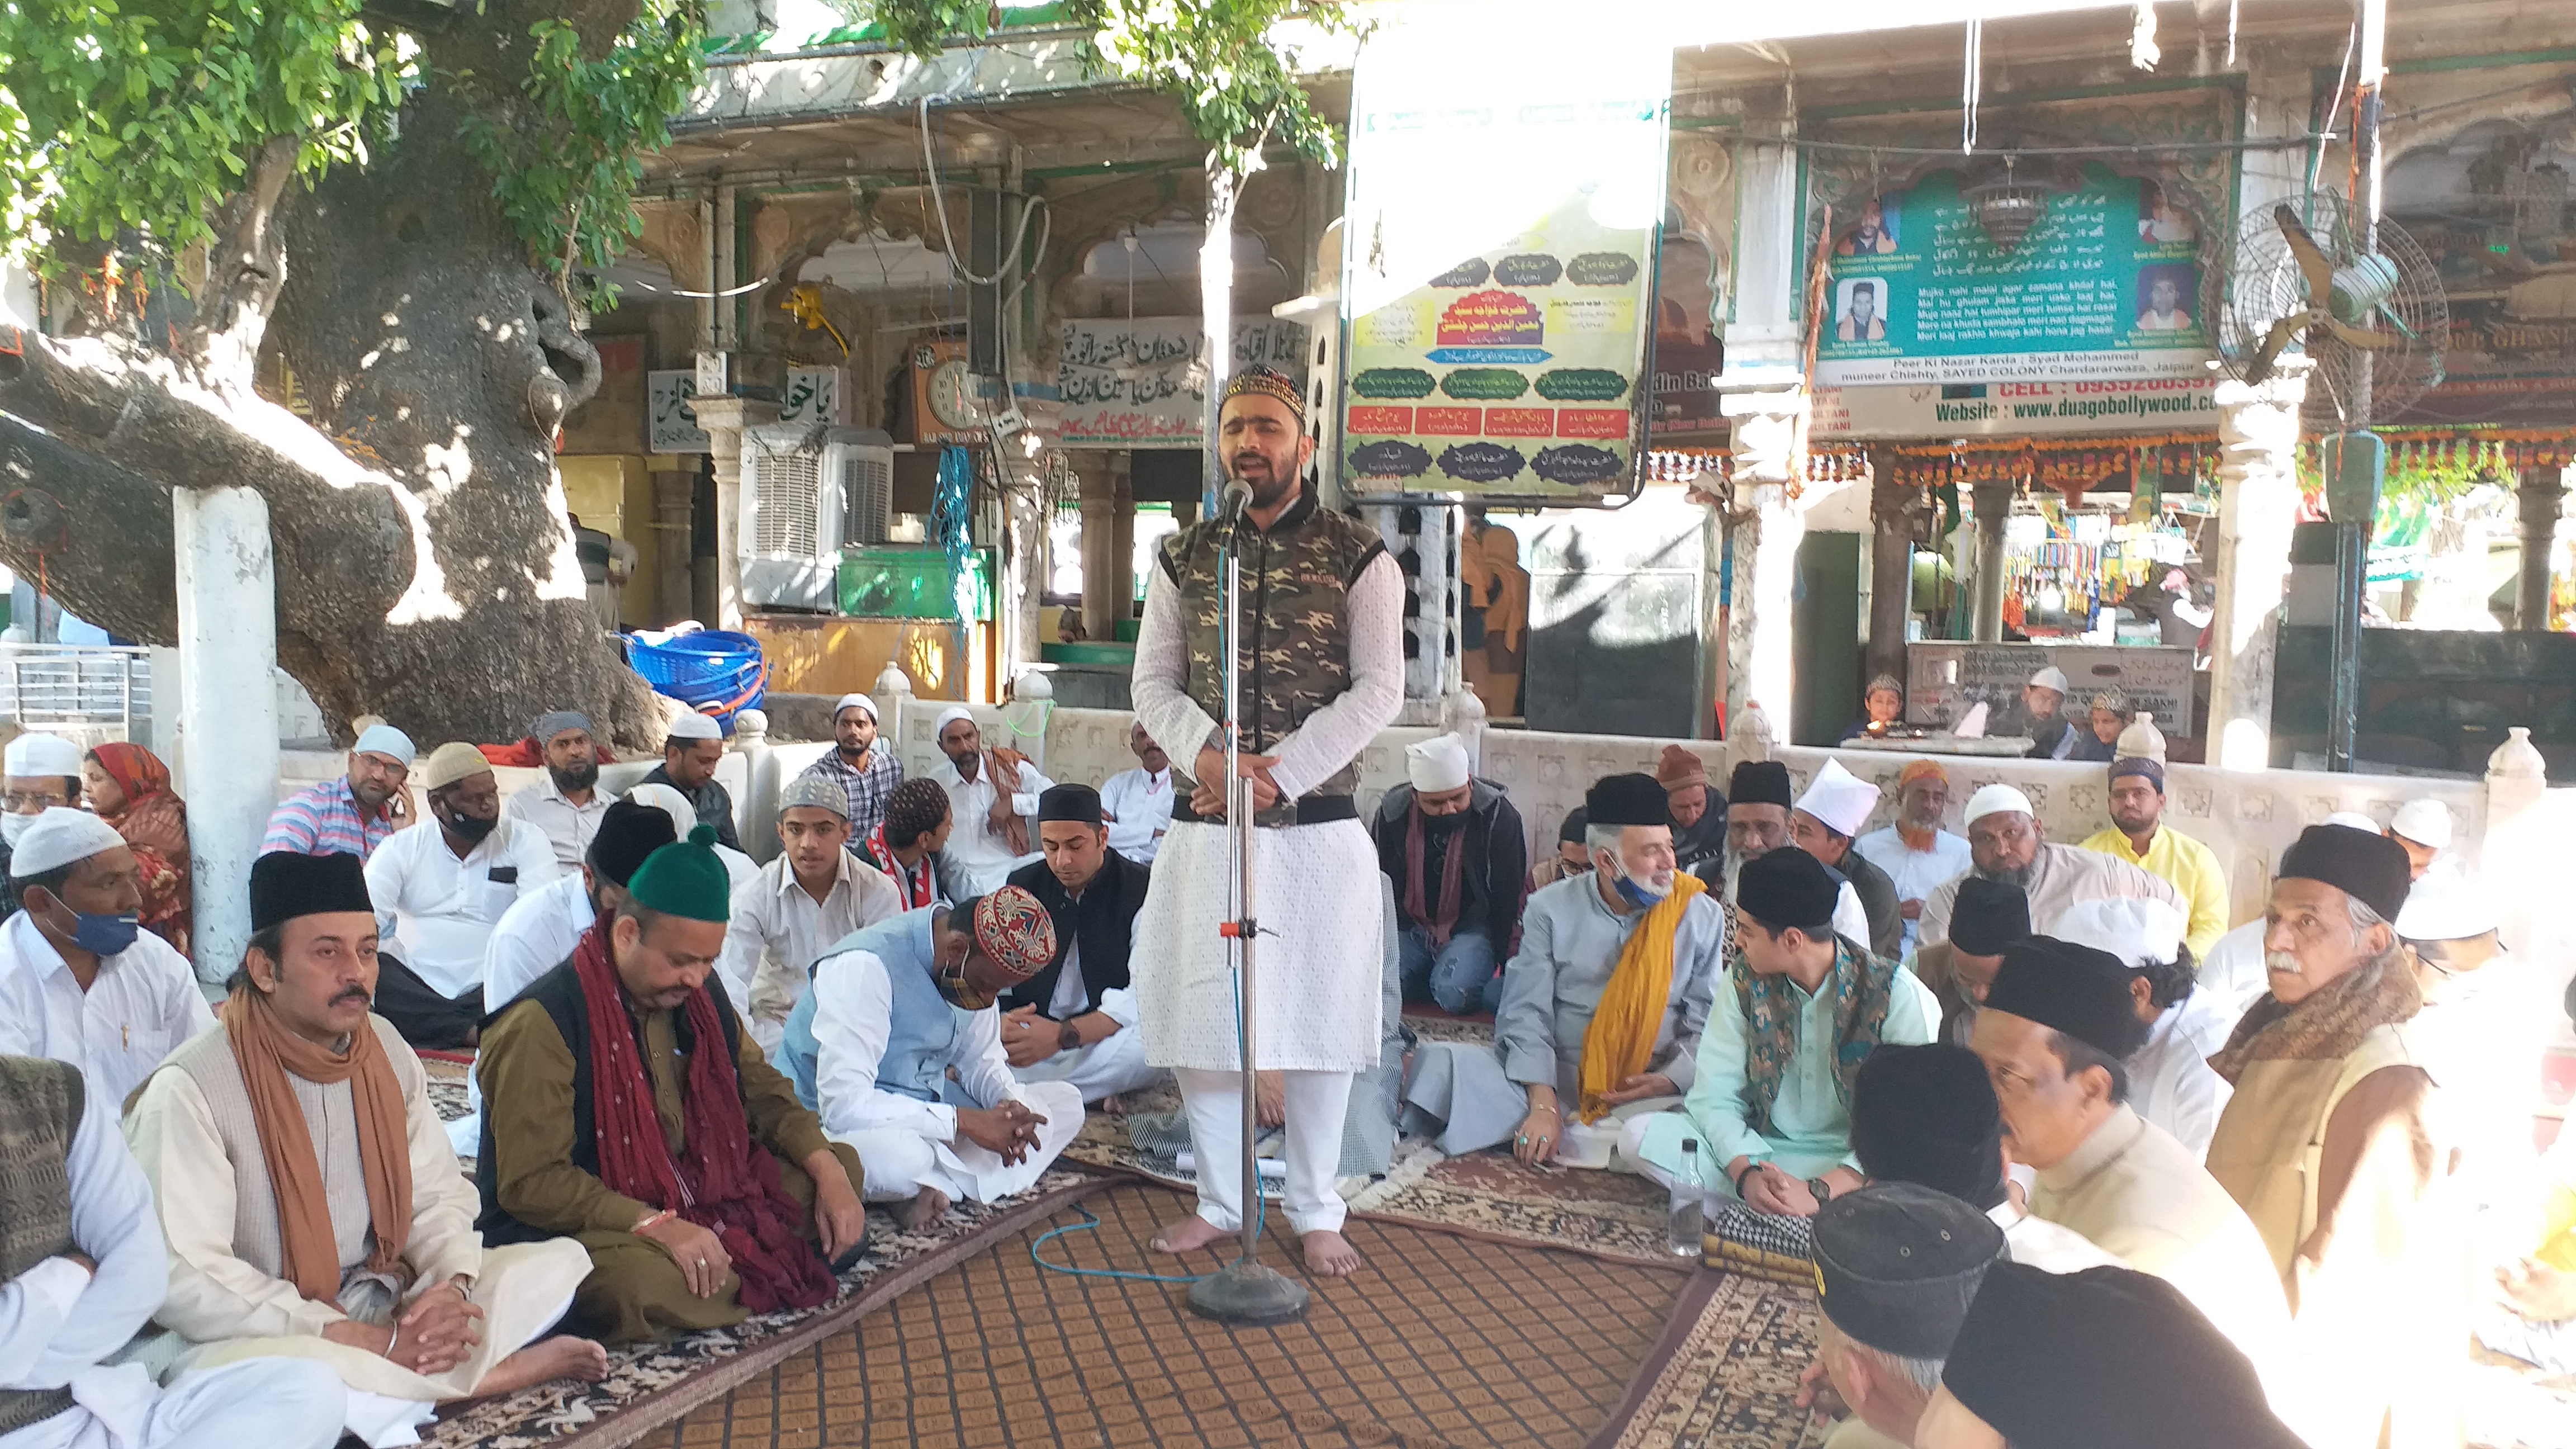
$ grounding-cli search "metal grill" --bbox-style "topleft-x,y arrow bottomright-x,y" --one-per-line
0,645 -> 151,728
843,453 -> 892,547
751,446 -> 822,556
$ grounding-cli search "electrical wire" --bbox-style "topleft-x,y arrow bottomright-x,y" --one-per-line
916,93 -> 1053,298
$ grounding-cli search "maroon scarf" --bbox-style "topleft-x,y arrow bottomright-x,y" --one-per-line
571,919 -> 835,1313
1403,806 -> 1470,948
866,823 -> 938,909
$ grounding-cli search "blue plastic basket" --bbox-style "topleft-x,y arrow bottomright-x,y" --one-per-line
626,631 -> 767,733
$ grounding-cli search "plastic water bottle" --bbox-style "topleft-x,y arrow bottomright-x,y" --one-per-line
1668,1139 -> 1704,1258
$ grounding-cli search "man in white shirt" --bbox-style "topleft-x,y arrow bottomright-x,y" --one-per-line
999,785 -> 1159,1104
2388,797 -> 2455,882
781,889 -> 1083,1230
716,776 -> 903,1054
927,707 -> 1053,898
1917,784 -> 2180,950
501,710 -> 614,871
0,809 -> 213,1112
1711,760 -> 1873,946
2052,897 -> 2232,1160
365,744 -> 560,1048
1097,721 -> 1173,865
1852,760 -> 1973,958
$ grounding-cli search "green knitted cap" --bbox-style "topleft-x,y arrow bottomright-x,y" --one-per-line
627,823 -> 731,922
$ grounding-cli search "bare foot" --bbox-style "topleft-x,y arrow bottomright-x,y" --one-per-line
897,1186 -> 951,1232
470,1335 -> 609,1397
1149,1213 -> 1231,1254
1301,1229 -> 1362,1278
1097,1093 -> 1131,1117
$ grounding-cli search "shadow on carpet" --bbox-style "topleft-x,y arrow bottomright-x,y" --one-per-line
641,1181 -> 1685,1449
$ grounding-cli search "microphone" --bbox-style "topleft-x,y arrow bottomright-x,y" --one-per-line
1216,477 -> 1254,532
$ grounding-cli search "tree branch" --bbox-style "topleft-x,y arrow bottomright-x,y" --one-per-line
0,415 -> 181,645
187,135 -> 301,389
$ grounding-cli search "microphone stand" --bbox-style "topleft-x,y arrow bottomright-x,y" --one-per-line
1186,482 -> 1310,1327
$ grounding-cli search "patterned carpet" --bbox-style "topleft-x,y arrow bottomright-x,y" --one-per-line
641,1181 -> 1685,1449
1587,1273 -> 1829,1449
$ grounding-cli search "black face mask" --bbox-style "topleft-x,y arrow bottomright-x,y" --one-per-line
443,810 -> 499,845
1422,810 -> 1469,834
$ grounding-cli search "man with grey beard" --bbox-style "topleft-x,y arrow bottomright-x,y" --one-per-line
1916,784 -> 2176,951
1706,761 -> 1870,946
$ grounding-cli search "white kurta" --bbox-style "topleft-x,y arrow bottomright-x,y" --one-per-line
499,776 -> 614,873
715,851 -> 905,1049
480,874 -> 591,1013
0,913 -> 213,1114
1098,766 -> 1175,865
2195,920 -> 2271,1026
364,821 -> 561,1000
1127,548 -> 1404,1074
2128,1000 -> 2234,1162
1850,826 -> 1973,956
1990,1200 -> 2124,1272
929,755 -> 1053,899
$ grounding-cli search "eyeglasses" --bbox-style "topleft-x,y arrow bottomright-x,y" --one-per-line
4,792 -> 70,812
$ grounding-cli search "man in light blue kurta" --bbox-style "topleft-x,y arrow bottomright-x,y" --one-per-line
1626,846 -> 1936,1215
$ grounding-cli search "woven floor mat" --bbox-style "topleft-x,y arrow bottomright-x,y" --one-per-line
1585,1271 -> 1829,1449
643,1180 -> 1685,1449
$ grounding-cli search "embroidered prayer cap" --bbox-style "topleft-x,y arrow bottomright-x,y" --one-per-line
665,711 -> 723,743
531,709 -> 595,745
1961,783 -> 2034,826
1038,783 -> 1104,826
777,775 -> 850,821
1220,363 -> 1305,420
1897,758 -> 1949,790
1555,806 -> 1590,845
969,886 -> 1057,982
2025,665 -> 2070,694
1851,1045 -> 2007,1209
1793,759 -> 1879,839
250,850 -> 375,932
2278,822 -> 2412,922
419,741 -> 493,793
2390,797 -> 2452,850
1735,846 -> 1838,934
1407,733 -> 1472,793
3,731 -> 81,779
626,823 -> 733,923
2394,872 -> 2497,946
1946,878 -> 2030,956
833,692 -> 878,724
1585,773 -> 1670,829
1656,744 -> 1709,793
2053,897 -> 2185,970
1981,936 -> 2150,1059
1944,1263 -> 2305,1449
586,798 -> 679,887
1812,1183 -> 2006,1361
1727,759 -> 1793,810
349,723 -> 416,767
9,807 -> 126,879
2106,755 -> 2164,791
2087,685 -> 2128,713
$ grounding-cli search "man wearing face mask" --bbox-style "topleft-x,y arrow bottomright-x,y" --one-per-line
363,743 -> 561,1048
2,731 -> 89,918
0,807 -> 213,1110
1401,774 -> 1728,1171
779,888 -> 1083,1230
1372,732 -> 1527,1016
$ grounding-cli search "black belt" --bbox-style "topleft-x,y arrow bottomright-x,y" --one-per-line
1170,792 -> 1358,828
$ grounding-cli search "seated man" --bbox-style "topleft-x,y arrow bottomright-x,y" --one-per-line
475,827 -> 864,1348
0,1054 -> 349,1449
124,853 -> 602,1443
639,712 -> 740,853
2010,665 -> 2080,761
2076,757 -> 2228,959
3,732 -> 88,919
1917,784 -> 2180,949
1849,1043 -> 2119,1271
1968,937 -> 2294,1403
1704,760 -> 1870,945
2194,808 -> 2381,1026
927,708 -> 1053,898
715,777 -> 903,1053
1401,774 -> 1726,1166
2387,797 -> 2451,882
858,778 -> 951,912
1806,1183 -> 2007,1449
799,693 -> 902,851
1657,746 -> 1726,880
781,889 -> 1084,1229
1626,847 -> 1935,1216
1372,733 -> 1526,1015
623,783 -> 756,893
260,723 -> 413,863
0,809 -> 212,1110
364,743 -> 561,1048
2052,897 -> 2232,1159
1528,807 -> 1589,890
1098,721 -> 1174,866
502,711 -> 614,872
999,785 -> 1161,1105
1789,760 -> 1901,958
1852,761 -> 1972,958
2398,874 -> 2551,1190
1911,877 -> 2029,1045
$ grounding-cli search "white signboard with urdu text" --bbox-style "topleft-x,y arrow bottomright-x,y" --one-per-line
1055,316 -> 1307,448
648,370 -> 709,453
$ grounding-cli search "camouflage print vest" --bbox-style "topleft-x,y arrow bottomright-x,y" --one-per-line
0,1057 -> 84,1435
1157,487 -> 1386,822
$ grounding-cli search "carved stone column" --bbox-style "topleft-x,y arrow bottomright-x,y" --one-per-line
1969,479 -> 2014,642
1720,388 -> 1810,733
689,395 -> 778,632
1867,444 -> 1921,685
2515,465 -> 2566,631
2205,357 -> 2309,771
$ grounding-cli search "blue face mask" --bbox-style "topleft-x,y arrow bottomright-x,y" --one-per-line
1613,870 -> 1670,909
59,907 -> 140,956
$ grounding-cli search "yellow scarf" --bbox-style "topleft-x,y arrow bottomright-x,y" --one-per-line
1575,872 -> 1708,1124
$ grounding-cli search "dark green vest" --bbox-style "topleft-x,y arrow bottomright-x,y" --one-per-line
0,1057 -> 84,1434
1156,487 -> 1385,821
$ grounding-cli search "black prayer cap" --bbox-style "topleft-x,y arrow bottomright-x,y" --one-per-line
1851,1045 -> 2007,1210
1812,1183 -> 2007,1360
1982,936 -> 2150,1059
1736,846 -> 1838,934
1586,773 -> 1669,829
1944,1264 -> 2306,1449
1556,806 -> 1589,845
1038,783 -> 1105,826
1948,878 -> 2032,956
1727,759 -> 1793,810
586,798 -> 679,889
2279,822 -> 2412,922
249,850 -> 374,933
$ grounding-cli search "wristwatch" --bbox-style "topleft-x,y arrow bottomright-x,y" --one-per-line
1807,1177 -> 1835,1205
1057,1020 -> 1083,1052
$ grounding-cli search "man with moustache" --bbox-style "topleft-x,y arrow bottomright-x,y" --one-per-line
363,743 -> 561,1048
504,711 -> 617,872
1853,760 -> 1973,958
1917,785 -> 2176,950
262,723 -> 416,863
1098,721 -> 1176,866
1706,760 -> 1870,946
1130,364 -> 1402,1279
799,693 -> 902,853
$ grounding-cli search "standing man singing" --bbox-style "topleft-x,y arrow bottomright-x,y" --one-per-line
1130,364 -> 1402,1279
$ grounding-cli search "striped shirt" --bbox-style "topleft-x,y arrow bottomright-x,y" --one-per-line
802,747 -> 903,851
261,778 -> 398,860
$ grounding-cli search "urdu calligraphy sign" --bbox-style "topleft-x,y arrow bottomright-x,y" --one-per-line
1055,316 -> 1307,448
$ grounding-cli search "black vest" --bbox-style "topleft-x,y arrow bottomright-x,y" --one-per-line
475,960 -> 751,1246
1001,850 -> 1151,1019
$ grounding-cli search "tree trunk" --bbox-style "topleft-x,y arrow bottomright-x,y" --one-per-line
1199,153 -> 1239,513
0,3 -> 662,749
